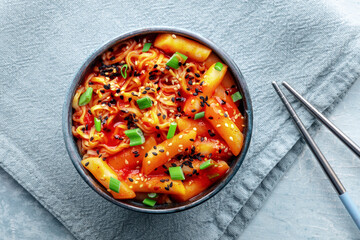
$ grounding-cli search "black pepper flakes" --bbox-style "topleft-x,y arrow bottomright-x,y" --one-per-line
85,162 -> 89,166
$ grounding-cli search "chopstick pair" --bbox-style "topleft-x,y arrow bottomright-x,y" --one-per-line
272,81 -> 360,230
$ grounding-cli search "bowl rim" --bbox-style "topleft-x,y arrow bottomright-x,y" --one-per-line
62,26 -> 253,214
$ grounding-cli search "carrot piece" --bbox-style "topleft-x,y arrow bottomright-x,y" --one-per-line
183,62 -> 228,116
154,34 -> 211,62
213,85 -> 245,131
142,129 -> 197,175
205,98 -> 244,156
176,117 -> 210,136
107,136 -> 156,170
81,157 -> 136,199
124,174 -> 185,195
172,160 -> 229,202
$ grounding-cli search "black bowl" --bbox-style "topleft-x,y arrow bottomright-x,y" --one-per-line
62,27 -> 253,213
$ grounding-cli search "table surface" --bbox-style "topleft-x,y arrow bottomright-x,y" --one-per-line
1,1 -> 360,239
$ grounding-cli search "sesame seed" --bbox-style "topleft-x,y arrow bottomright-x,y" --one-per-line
229,136 -> 234,141
179,135 -> 183,139
125,159 -> 129,164
225,123 -> 229,127
166,151 -> 169,156
216,124 -> 221,128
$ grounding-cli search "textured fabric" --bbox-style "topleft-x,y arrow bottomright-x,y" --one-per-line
1,1 -> 360,240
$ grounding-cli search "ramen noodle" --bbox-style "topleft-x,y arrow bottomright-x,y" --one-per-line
72,33 -> 245,206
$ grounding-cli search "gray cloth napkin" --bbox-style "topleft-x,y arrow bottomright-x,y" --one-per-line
1,0 -> 360,239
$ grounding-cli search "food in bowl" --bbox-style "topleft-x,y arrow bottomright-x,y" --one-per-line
72,33 -> 245,207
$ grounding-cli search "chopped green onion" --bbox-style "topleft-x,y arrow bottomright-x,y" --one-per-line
121,64 -> 128,79
169,166 -> 185,180
137,97 -> 152,109
166,52 -> 188,69
200,160 -> 214,170
231,91 -> 242,102
94,117 -> 101,132
109,177 -> 121,193
147,193 -> 158,198
208,173 -> 220,179
125,128 -> 145,146
142,43 -> 152,52
214,62 -> 224,71
194,111 -> 205,120
166,122 -> 177,139
143,198 -> 157,207
176,52 -> 188,61
78,87 -> 93,106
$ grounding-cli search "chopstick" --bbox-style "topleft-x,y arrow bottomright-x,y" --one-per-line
282,81 -> 360,158
272,81 -> 360,230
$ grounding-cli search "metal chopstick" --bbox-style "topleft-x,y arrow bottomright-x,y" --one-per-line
282,81 -> 360,158
272,81 -> 360,230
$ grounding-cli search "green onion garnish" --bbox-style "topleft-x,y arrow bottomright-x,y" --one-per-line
166,52 -> 188,69
124,128 -> 145,146
78,87 -> 93,106
169,166 -> 185,180
143,198 -> 156,207
214,62 -> 224,71
94,117 -> 101,132
142,43 -> 152,52
176,52 -> 188,61
109,177 -> 121,193
194,111 -> 205,120
231,91 -> 242,102
208,173 -> 220,179
199,160 -> 214,170
137,96 -> 152,110
147,193 -> 158,198
166,122 -> 177,139
121,64 -> 128,79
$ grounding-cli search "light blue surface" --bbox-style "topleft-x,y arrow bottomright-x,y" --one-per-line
1,0 -> 360,240
340,192 -> 360,230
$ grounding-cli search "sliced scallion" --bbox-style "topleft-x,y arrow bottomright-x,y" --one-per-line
214,62 -> 224,71
143,198 -> 156,207
124,128 -> 145,146
166,52 -> 188,69
94,117 -> 101,132
176,52 -> 188,61
78,87 -> 93,106
169,166 -> 185,180
109,177 -> 121,193
142,43 -> 152,52
121,64 -> 128,79
147,193 -> 158,198
199,160 -> 214,170
208,173 -> 220,180
194,111 -> 205,120
137,96 -> 152,109
166,122 -> 177,139
231,91 -> 242,102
